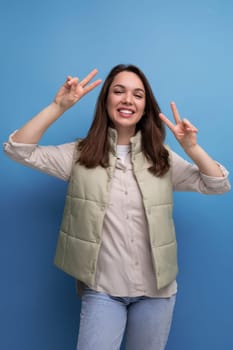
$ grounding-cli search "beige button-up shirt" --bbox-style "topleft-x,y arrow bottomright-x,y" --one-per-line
4,133 -> 230,297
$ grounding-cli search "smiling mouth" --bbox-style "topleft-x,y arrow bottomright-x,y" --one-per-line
117,109 -> 134,117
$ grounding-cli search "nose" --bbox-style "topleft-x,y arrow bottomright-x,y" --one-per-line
123,92 -> 133,104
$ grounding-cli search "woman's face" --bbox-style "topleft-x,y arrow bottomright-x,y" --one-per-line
106,71 -> 146,133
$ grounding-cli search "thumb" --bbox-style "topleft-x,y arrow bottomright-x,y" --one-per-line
183,118 -> 198,132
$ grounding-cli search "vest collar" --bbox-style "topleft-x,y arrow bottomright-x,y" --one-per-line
108,127 -> 142,157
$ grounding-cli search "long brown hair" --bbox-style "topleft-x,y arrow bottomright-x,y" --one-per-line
77,64 -> 170,176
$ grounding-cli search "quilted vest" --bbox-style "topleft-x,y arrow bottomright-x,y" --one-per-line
54,129 -> 178,290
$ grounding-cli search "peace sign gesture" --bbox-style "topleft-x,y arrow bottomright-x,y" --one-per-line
54,68 -> 102,111
159,102 -> 198,150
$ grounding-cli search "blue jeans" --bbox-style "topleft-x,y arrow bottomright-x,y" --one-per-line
76,287 -> 176,350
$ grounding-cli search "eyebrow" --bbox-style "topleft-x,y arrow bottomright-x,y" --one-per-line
112,84 -> 145,94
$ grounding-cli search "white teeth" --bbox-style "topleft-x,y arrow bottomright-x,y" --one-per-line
119,109 -> 133,114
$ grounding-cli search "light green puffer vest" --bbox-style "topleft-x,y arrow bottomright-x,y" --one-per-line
54,129 -> 178,290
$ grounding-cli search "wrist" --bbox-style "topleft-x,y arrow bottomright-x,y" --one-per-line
51,101 -> 67,115
182,143 -> 199,154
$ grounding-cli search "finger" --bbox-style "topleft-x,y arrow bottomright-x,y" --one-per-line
65,77 -> 79,89
159,113 -> 176,132
70,78 -> 79,91
170,102 -> 181,124
182,118 -> 198,132
80,68 -> 99,87
64,76 -> 73,87
83,79 -> 102,94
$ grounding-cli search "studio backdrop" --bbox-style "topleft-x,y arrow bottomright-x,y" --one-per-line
1,0 -> 232,349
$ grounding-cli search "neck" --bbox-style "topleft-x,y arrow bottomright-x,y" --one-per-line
115,126 -> 136,145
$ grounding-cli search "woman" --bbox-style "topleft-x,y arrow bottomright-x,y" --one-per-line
4,64 -> 230,350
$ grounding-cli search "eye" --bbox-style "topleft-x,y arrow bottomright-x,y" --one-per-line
135,94 -> 143,99
114,90 -> 123,94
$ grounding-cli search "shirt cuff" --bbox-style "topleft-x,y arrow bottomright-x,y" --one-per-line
200,163 -> 229,183
8,130 -> 37,147
4,131 -> 37,159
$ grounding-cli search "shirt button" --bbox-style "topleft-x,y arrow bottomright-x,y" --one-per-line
135,261 -> 139,266
125,191 -> 128,195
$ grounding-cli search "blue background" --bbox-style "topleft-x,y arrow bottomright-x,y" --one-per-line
1,0 -> 232,349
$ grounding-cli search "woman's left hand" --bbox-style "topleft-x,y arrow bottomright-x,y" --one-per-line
159,102 -> 198,150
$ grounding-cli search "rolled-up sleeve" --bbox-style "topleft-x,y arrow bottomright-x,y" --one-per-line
3,131 -> 75,181
171,150 -> 231,194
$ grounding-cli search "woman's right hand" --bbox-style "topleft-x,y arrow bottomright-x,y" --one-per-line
54,68 -> 102,111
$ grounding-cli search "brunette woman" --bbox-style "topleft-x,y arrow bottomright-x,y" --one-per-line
4,65 -> 230,350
